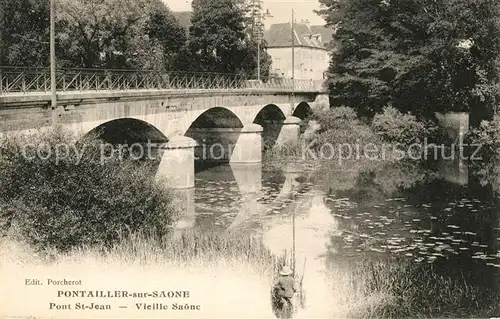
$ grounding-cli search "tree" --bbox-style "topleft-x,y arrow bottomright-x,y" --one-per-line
241,37 -> 273,80
241,0 -> 273,80
145,1 -> 187,70
56,0 -> 186,69
0,0 -> 186,70
317,0 -> 500,123
0,0 -> 50,66
186,0 -> 265,76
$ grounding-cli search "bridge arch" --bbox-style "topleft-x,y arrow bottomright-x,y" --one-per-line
85,118 -> 168,145
253,104 -> 287,151
292,102 -> 313,120
185,107 -> 245,171
187,107 -> 244,130
83,118 -> 169,178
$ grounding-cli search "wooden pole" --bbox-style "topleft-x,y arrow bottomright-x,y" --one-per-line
291,9 -> 295,114
257,38 -> 261,81
291,9 -> 296,277
50,0 -> 57,125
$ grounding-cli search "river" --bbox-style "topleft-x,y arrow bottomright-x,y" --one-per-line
176,159 -> 500,317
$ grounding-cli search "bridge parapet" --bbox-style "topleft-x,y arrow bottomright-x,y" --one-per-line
0,66 -> 325,94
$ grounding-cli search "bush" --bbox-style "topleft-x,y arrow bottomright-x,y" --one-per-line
465,114 -> 500,161
0,127 -> 178,252
371,106 -> 437,146
310,106 -> 360,135
307,107 -> 382,159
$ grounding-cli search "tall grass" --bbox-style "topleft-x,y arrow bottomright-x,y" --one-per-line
0,230 -> 290,319
326,258 -> 500,318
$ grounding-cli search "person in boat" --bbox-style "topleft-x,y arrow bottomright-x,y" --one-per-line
272,265 -> 297,315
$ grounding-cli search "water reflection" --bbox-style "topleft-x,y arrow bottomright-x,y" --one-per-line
183,158 -> 500,315
187,160 -> 500,267
172,188 -> 195,238
227,163 -> 263,230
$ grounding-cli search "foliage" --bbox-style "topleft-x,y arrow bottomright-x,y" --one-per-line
0,127 -> 178,252
0,0 -> 50,66
241,38 -> 273,80
309,106 -> 381,148
56,0 -> 186,69
183,0 -> 270,77
371,105 -> 437,146
238,0 -> 273,80
465,114 -> 500,161
265,106 -> 441,170
143,1 -> 188,69
317,0 -> 500,121
1,0 -> 268,75
0,0 -> 186,69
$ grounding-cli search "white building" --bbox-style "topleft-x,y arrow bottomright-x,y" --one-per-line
264,22 -> 333,80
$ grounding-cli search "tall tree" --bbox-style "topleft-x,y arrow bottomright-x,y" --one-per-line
0,0 -> 50,66
243,0 -> 273,80
186,0 -> 263,75
145,1 -> 187,70
242,37 -> 272,80
318,0 -> 500,123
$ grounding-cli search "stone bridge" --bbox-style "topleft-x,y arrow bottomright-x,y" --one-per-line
0,68 -> 329,189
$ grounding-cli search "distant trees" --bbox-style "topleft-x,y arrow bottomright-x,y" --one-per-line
0,0 -> 186,70
317,0 -> 500,122
0,0 -> 271,78
56,0 -> 186,69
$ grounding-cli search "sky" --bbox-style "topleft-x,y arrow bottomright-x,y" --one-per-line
165,0 -> 326,28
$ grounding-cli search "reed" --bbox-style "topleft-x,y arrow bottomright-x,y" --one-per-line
326,257 -> 500,318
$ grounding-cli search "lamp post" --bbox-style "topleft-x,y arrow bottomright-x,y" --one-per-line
50,0 -> 57,124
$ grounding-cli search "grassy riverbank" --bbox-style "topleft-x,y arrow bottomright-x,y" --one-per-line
3,233 -> 497,319
0,230 -> 287,318
327,258 -> 500,318
1,229 -> 281,274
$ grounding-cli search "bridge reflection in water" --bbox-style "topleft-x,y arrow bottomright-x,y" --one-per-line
170,162 -> 318,235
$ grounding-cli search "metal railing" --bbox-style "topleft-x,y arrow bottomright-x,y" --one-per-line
0,66 -> 324,94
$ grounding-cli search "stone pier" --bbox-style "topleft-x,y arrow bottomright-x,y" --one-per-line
185,127 -> 242,164
275,116 -> 301,146
229,123 -> 263,164
156,136 -> 198,189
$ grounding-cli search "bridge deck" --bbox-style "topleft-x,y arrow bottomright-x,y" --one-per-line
0,88 -> 326,107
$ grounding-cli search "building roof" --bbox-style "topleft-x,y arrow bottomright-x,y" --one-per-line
310,25 -> 334,48
173,11 -> 192,34
264,22 -> 329,49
